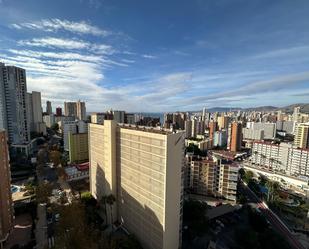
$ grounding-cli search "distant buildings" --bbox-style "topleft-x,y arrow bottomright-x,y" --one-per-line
185,154 -> 238,202
89,121 -> 184,249
63,100 -> 86,120
90,112 -> 105,124
0,63 -> 30,145
27,91 -> 46,134
0,130 -> 13,245
250,141 -> 309,177
112,110 -> 125,123
64,101 -> 77,117
294,123 -> 309,149
63,120 -> 87,151
76,100 -> 86,121
56,107 -> 62,116
246,122 -> 276,140
46,100 -> 52,114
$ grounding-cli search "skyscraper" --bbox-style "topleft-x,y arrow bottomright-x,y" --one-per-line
46,100 -> 52,114
0,130 -> 13,245
208,121 -> 218,140
217,116 -> 229,130
89,121 -> 184,249
76,100 -> 86,121
64,101 -> 77,117
228,122 -> 242,152
0,63 -> 30,144
294,123 -> 309,149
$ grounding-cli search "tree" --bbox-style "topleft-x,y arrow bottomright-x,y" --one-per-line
243,170 -> 254,183
54,203 -> 99,249
266,180 -> 280,202
49,150 -> 62,167
35,183 -> 52,203
51,123 -> 59,132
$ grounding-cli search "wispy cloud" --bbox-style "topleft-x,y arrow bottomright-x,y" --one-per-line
142,54 -> 157,59
18,37 -> 114,54
11,18 -> 109,36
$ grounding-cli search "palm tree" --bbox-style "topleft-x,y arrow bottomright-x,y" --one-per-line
106,194 -> 116,228
266,180 -> 280,202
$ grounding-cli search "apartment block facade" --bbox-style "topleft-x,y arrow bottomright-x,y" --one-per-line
68,132 -> 89,163
0,130 -> 13,244
0,63 -> 30,144
294,123 -> 309,149
89,121 -> 184,249
185,155 -> 238,202
251,141 -> 309,177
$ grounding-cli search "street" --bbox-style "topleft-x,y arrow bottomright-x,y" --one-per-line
239,181 -> 305,249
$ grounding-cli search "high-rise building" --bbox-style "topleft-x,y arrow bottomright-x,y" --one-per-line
76,100 -> 86,121
27,91 -> 45,133
112,110 -> 125,123
229,122 -> 242,152
184,120 -> 192,138
68,132 -> 88,163
202,107 -> 207,121
217,116 -> 229,130
0,130 -> 13,245
89,121 -> 184,249
294,123 -> 309,149
293,106 -> 301,122
46,100 -> 52,114
64,101 -> 77,117
56,107 -> 62,116
0,63 -> 30,144
208,121 -> 218,140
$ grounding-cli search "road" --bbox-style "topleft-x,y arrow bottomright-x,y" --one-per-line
239,181 -> 305,249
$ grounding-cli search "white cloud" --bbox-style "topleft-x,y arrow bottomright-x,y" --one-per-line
142,54 -> 157,59
11,18 -> 109,36
18,37 -> 114,55
18,37 -> 89,49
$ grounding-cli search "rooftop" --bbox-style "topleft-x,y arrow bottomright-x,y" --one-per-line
118,123 -> 178,135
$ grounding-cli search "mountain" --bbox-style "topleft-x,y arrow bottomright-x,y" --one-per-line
277,103 -> 309,113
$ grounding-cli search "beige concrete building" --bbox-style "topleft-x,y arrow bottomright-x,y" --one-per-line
0,130 -> 13,246
68,132 -> 89,163
294,123 -> 309,149
89,121 -> 184,249
218,116 -> 229,130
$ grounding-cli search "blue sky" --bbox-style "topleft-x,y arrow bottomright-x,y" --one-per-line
0,0 -> 309,112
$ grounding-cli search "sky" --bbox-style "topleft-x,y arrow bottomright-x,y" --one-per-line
0,0 -> 309,112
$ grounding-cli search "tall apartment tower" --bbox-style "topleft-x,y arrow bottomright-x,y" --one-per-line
64,102 -> 77,117
46,100 -> 52,114
228,122 -> 242,152
89,121 -> 184,249
0,63 -> 30,144
218,116 -> 229,130
76,100 -> 86,121
0,130 -> 13,245
294,123 -> 309,149
208,121 -> 218,139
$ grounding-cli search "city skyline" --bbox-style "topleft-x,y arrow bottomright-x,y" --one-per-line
0,0 -> 309,112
